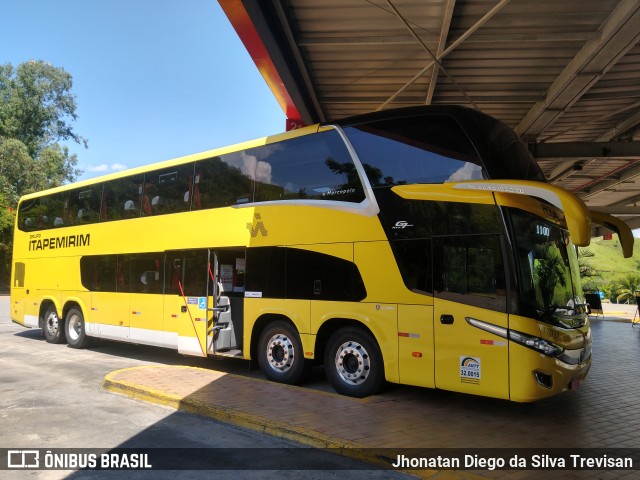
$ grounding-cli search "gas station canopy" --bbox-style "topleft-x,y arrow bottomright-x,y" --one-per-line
220,0 -> 640,231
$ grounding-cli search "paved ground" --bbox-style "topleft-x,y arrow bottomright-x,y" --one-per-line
0,296 -> 411,480
4,295 -> 640,479
101,303 -> 640,479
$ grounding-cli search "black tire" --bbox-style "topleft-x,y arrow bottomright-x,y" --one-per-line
324,327 -> 384,398
65,307 -> 91,349
257,320 -> 306,385
43,305 -> 66,344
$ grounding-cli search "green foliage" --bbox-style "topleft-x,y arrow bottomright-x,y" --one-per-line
533,246 -> 567,307
577,247 -> 599,279
0,61 -> 86,157
580,237 -> 640,303
616,274 -> 640,304
584,237 -> 640,284
0,60 -> 85,288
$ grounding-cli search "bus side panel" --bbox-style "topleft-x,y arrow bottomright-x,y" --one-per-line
352,240 -> 407,383
162,294 -> 186,351
433,298 -> 509,400
353,240 -> 409,304
10,295 -> 26,325
244,298 -> 311,359
89,292 -> 130,341
310,300 -> 398,383
129,293 -> 166,347
397,304 -> 435,388
29,256 -> 71,327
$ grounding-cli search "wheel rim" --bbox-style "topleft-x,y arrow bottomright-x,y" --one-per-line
334,340 -> 371,385
45,311 -> 59,337
67,313 -> 82,342
265,333 -> 295,373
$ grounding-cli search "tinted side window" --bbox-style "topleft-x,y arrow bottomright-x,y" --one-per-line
193,157 -> 254,209
434,235 -> 506,312
19,195 -> 65,231
245,247 -> 286,298
69,186 -> 102,225
39,192 -> 70,229
245,247 -> 366,301
80,255 -> 118,292
165,250 -> 209,297
344,115 -> 483,186
286,248 -> 367,301
218,130 -> 365,204
391,239 -> 432,295
18,198 -> 42,231
142,164 -> 194,215
101,175 -> 144,221
129,253 -> 164,294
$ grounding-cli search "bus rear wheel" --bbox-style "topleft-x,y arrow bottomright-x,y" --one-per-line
258,321 -> 305,385
43,305 -> 66,344
65,308 -> 91,349
324,327 -> 384,398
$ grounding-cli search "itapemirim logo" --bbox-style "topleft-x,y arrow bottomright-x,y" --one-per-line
246,213 -> 268,237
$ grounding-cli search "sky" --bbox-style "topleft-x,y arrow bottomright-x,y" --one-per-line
1,0 -> 285,181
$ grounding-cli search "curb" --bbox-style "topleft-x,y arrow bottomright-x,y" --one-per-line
102,368 -> 486,480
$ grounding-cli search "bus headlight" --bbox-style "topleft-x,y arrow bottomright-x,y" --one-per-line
465,317 -> 565,358
509,330 -> 564,357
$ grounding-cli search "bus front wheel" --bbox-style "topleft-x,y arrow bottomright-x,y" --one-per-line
65,308 -> 91,349
43,305 -> 66,344
258,321 -> 305,385
324,327 -> 384,398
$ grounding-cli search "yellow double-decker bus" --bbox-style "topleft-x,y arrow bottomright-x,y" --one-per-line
10,106 -> 632,401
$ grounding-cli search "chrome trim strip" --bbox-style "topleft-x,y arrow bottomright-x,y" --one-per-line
465,317 -> 508,338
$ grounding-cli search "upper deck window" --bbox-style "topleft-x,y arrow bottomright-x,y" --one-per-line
16,129 -> 367,232
68,187 -> 101,224
343,115 -> 485,187
141,164 -> 194,215
18,192 -> 71,231
101,174 -> 144,221
209,129 -> 366,204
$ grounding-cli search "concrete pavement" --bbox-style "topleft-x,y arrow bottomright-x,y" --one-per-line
103,309 -> 640,479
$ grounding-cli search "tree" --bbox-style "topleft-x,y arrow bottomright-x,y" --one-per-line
577,247 -> 599,279
616,274 -> 640,304
533,246 -> 567,307
0,61 -> 86,158
602,280 -> 621,304
0,60 -> 85,287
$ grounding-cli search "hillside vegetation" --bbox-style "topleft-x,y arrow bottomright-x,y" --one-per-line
580,236 -> 640,301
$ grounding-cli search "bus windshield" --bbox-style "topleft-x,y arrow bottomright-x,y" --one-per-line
510,209 -> 586,327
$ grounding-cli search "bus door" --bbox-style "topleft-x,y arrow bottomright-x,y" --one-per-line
207,249 -> 245,356
432,235 -> 510,400
164,250 -> 209,357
